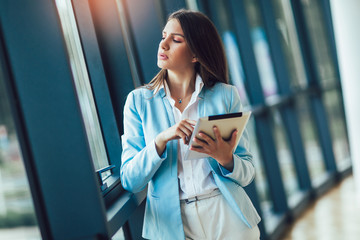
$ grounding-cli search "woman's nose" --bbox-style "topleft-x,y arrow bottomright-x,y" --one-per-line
160,38 -> 169,50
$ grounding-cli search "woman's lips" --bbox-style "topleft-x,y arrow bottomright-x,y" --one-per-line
158,53 -> 168,60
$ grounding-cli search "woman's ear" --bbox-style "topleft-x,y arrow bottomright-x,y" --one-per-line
192,56 -> 198,63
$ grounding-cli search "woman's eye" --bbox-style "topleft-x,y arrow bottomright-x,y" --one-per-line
173,39 -> 181,43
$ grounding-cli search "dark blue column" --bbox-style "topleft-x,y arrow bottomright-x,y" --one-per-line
0,0 -> 108,238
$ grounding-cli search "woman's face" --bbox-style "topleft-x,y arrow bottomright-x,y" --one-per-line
157,19 -> 196,72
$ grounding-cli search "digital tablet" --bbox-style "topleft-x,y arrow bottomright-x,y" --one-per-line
184,111 -> 251,160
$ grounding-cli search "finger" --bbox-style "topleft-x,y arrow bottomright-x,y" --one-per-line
193,136 -> 208,147
178,125 -> 193,137
229,130 -> 238,146
198,132 -> 214,144
185,119 -> 197,126
189,145 -> 206,153
212,126 -> 222,142
176,130 -> 187,142
182,122 -> 195,134
189,145 -> 209,154
179,120 -> 195,133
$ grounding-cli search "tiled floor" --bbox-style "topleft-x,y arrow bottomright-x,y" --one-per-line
280,175 -> 360,240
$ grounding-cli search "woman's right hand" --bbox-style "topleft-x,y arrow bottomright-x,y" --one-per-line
155,119 -> 196,156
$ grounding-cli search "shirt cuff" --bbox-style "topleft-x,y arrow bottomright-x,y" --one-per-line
218,156 -> 236,177
219,164 -> 231,176
151,140 -> 167,160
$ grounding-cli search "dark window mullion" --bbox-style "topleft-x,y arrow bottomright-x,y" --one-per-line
72,0 -> 122,178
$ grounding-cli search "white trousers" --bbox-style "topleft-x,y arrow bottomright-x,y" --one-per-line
180,193 -> 260,240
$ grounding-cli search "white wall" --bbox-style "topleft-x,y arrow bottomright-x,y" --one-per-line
330,0 -> 360,196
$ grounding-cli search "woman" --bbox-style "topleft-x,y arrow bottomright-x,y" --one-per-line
121,9 -> 261,240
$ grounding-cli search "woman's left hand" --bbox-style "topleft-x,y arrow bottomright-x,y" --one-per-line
189,126 -> 238,172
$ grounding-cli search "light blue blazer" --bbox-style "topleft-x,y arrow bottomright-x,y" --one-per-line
121,82 -> 261,240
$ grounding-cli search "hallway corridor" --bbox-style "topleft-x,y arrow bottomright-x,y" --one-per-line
280,175 -> 360,240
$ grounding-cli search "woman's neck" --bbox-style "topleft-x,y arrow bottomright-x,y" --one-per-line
166,70 -> 196,98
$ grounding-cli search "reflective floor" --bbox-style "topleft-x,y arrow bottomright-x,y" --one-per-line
280,174 -> 360,240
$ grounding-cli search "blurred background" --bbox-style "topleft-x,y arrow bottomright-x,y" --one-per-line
0,0 -> 359,239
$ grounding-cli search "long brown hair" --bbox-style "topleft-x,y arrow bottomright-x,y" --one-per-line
146,9 -> 228,92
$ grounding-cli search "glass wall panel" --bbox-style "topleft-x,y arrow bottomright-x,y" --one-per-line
243,0 -> 279,101
0,63 -> 40,239
123,0 -> 163,83
185,0 -> 199,11
300,0 -> 351,171
223,32 -> 251,108
272,0 -> 307,89
269,109 -> 300,206
55,0 -> 109,172
248,118 -> 278,233
208,2 -> 277,229
301,0 -> 337,88
323,90 -> 351,171
112,227 -> 125,240
209,0 -> 251,107
295,95 -> 326,185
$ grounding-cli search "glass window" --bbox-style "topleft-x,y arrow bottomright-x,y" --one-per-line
295,95 -> 326,185
0,64 -> 40,239
243,0 -> 279,101
272,0 -> 308,89
223,32 -> 251,108
301,0 -> 350,171
207,2 -> 279,231
112,227 -> 125,240
208,1 -> 251,107
123,0 -> 163,83
301,0 -> 337,88
55,0 -> 109,172
248,118 -> 279,233
323,90 -> 351,171
185,0 -> 199,11
269,109 -> 301,206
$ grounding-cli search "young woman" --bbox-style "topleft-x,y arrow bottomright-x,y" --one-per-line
121,9 -> 261,240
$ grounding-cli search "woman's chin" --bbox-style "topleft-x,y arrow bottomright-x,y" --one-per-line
157,62 -> 168,69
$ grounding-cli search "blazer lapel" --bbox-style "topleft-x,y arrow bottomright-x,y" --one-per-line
159,88 -> 175,126
198,88 -> 205,118
159,88 -> 178,176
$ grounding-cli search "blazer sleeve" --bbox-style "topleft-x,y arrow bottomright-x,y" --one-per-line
217,85 -> 255,187
120,90 -> 167,193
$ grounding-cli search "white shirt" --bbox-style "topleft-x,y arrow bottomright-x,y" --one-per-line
162,75 -> 218,200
